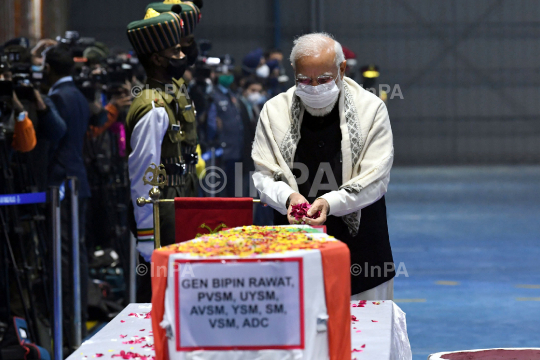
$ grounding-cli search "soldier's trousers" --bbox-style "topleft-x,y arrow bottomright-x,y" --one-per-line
131,174 -> 197,303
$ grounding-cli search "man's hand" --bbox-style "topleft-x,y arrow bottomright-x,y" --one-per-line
110,94 -> 132,110
88,99 -> 103,116
12,91 -> 24,113
31,39 -> 57,59
33,89 -> 47,111
286,192 -> 309,224
304,197 -> 329,226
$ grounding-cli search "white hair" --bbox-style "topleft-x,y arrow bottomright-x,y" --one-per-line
290,32 -> 345,70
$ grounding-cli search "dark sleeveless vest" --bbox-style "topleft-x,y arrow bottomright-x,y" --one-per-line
274,104 -> 395,294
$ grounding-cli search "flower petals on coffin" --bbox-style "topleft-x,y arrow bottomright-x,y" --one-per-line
162,226 -> 328,257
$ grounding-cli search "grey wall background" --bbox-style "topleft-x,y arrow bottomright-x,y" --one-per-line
68,0 -> 540,165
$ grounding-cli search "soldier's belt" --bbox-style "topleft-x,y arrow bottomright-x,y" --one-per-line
162,154 -> 197,186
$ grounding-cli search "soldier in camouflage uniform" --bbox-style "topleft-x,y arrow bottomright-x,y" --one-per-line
126,3 -> 202,301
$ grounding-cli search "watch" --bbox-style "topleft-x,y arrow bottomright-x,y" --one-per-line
17,111 -> 27,122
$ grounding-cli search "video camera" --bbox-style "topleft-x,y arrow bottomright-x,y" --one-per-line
56,30 -> 95,58
193,40 -> 234,79
2,47 -> 43,101
57,30 -> 143,102
103,57 -> 138,99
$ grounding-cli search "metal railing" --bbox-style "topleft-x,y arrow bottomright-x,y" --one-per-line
1,178 -> 81,360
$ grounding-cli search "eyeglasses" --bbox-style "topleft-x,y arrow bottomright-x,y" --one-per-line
296,73 -> 337,86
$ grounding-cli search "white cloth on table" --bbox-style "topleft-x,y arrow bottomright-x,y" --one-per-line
66,303 -> 154,360
350,300 -> 412,360
67,301 -> 412,360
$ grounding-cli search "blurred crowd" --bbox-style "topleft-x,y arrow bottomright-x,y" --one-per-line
0,32 -> 295,248
0,32 -> 299,352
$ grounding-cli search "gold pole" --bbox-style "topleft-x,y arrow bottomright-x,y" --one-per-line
136,186 -> 162,249
150,187 -> 161,249
136,163 -> 263,249
157,198 -> 261,203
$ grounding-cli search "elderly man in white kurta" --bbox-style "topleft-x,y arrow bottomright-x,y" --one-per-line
251,33 -> 395,299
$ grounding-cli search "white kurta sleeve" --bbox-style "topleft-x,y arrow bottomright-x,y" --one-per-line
320,102 -> 394,216
128,106 -> 169,242
252,171 -> 296,215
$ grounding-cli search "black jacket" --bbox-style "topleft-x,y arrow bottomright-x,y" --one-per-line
47,80 -> 92,198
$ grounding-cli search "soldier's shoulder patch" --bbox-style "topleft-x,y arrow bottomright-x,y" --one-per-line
143,88 -> 166,107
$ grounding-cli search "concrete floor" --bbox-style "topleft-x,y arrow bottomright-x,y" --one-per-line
387,166 -> 540,359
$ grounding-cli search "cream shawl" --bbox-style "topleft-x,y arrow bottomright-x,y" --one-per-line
252,76 -> 394,235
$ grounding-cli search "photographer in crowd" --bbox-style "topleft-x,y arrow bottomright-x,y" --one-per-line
0,70 -> 36,154
42,43 -> 95,343
1,39 -> 67,186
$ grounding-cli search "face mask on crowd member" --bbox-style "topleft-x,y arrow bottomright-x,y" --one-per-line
218,73 -> 234,88
244,82 -> 264,105
247,92 -> 264,105
256,64 -> 270,79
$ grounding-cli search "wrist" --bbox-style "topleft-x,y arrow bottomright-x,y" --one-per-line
316,196 -> 331,215
35,97 -> 46,111
17,111 -> 27,122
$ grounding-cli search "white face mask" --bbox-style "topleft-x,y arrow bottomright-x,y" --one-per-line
247,92 -> 263,105
295,74 -> 341,110
256,64 -> 270,78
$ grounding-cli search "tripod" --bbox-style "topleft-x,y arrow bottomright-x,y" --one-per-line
0,128 -> 39,344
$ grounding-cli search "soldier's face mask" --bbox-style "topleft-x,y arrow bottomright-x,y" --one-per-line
160,55 -> 188,80
183,41 -> 199,67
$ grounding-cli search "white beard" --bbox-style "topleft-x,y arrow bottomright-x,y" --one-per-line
303,94 -> 339,117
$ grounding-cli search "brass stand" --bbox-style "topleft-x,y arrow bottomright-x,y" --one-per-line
137,187 -> 162,249
136,163 -> 166,249
136,163 -> 261,249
